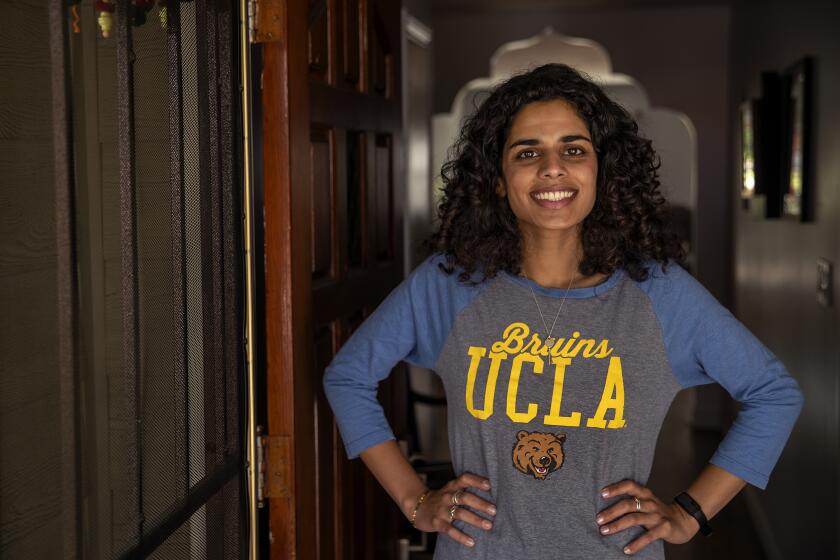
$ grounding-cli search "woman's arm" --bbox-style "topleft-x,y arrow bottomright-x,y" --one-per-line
600,260 -> 803,554
359,440 -> 428,518
595,464 -> 746,554
323,256 -> 495,547
360,440 -> 497,548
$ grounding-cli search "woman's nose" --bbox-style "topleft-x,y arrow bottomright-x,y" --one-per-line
539,152 -> 567,178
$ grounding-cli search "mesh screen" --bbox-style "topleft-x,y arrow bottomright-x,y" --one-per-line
69,1 -> 244,557
133,2 -> 187,533
147,474 -> 242,560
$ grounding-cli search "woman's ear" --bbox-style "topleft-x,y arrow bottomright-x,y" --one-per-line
496,180 -> 506,198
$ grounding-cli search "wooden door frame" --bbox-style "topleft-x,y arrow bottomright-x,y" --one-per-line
261,0 -> 316,557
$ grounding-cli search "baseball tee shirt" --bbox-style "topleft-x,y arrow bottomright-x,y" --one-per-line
323,253 -> 803,560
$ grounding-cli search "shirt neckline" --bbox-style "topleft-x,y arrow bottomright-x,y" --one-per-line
501,268 -> 625,299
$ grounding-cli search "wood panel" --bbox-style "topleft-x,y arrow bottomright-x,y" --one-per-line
311,127 -> 335,282
345,130 -> 366,270
367,3 -> 391,98
313,323 -> 337,560
263,0 -> 404,557
308,0 -> 329,82
262,0 -> 313,556
338,0 -> 360,87
373,134 -> 393,262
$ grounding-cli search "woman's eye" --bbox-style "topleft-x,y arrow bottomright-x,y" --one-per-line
564,146 -> 585,156
517,149 -> 538,159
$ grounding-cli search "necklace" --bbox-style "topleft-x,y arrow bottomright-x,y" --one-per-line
521,270 -> 576,349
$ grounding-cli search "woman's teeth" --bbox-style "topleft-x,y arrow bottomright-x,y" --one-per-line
533,191 -> 575,201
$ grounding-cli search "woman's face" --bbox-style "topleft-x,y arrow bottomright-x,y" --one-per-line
498,98 -> 598,241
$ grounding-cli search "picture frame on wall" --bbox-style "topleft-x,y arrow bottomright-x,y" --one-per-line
739,99 -> 764,218
738,71 -> 784,219
756,71 -> 784,219
739,99 -> 757,200
782,57 -> 814,221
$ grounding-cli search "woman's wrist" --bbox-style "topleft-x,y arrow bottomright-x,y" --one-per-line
668,501 -> 701,538
401,485 -> 430,520
407,488 -> 432,526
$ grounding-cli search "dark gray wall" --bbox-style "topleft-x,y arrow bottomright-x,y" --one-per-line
730,0 -> 840,556
403,0 -> 433,28
431,5 -> 732,304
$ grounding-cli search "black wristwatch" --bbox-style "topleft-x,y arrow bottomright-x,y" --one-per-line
673,492 -> 713,536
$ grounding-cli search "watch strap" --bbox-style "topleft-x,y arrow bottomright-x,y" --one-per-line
674,491 -> 713,536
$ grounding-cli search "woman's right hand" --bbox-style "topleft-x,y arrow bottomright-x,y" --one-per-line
411,473 -> 497,548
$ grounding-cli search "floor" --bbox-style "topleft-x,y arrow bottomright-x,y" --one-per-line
411,390 -> 766,560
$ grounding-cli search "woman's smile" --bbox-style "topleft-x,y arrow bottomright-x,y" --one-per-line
530,186 -> 578,208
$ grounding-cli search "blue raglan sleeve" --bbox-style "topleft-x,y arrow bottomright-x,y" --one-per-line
642,260 -> 803,489
322,254 -> 469,460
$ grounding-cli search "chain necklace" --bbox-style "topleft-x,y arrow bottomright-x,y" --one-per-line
521,270 -> 576,349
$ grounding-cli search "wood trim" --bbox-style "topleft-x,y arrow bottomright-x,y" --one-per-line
310,80 -> 400,130
262,0 -> 315,556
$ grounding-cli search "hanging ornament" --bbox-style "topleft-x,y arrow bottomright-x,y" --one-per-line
158,0 -> 168,30
95,0 -> 115,38
67,0 -> 81,34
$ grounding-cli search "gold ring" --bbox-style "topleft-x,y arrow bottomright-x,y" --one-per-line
449,504 -> 458,522
452,489 -> 464,506
634,497 -> 642,512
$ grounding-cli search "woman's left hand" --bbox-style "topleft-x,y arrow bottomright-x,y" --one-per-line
595,479 -> 699,555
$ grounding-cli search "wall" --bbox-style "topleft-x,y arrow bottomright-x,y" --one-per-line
432,5 -> 732,304
730,0 -> 840,556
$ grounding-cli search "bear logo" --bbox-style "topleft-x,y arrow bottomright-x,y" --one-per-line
512,430 -> 566,480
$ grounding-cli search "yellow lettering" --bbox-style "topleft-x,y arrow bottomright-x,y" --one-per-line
590,339 -> 615,359
549,338 -> 568,358
543,357 -> 582,427
491,322 -> 529,354
521,334 -> 543,355
465,346 -> 506,420
506,353 -> 542,423
586,356 -> 626,429
566,339 -> 594,358
559,331 -> 581,357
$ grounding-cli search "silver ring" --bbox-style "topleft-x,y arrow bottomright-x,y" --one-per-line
452,489 -> 465,506
449,504 -> 458,522
634,497 -> 642,512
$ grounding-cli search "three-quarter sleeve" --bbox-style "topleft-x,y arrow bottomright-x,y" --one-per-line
641,260 -> 803,489
322,254 -> 482,459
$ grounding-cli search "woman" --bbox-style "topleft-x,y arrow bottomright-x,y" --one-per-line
323,63 -> 802,559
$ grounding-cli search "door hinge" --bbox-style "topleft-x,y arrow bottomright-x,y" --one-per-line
257,426 -> 292,507
247,0 -> 283,44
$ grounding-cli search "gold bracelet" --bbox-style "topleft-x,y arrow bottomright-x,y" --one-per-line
410,489 -> 432,528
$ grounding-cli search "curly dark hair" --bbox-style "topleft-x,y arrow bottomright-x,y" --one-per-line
424,63 -> 686,284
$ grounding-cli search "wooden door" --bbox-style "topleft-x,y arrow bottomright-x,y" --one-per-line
261,0 -> 407,558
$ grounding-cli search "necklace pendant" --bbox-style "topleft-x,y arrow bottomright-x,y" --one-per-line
545,336 -> 556,349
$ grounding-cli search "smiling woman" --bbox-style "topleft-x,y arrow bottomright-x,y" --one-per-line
427,64 -> 684,293
322,63 -> 803,560
498,99 -> 599,253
